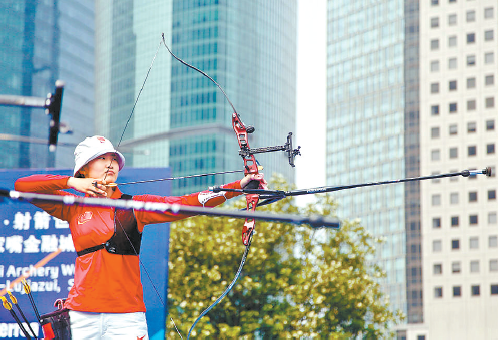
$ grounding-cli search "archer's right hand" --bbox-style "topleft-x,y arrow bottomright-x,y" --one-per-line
67,177 -> 108,197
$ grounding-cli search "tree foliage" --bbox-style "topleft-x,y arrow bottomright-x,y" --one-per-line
167,177 -> 403,338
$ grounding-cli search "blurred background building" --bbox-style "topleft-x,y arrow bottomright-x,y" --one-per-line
327,0 -> 410,323
0,0 -> 95,169
327,0 -> 497,338
94,0 -> 297,195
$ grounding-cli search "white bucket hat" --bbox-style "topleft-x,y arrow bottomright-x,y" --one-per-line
73,136 -> 125,177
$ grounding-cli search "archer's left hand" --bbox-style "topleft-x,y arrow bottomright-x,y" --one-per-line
240,173 -> 268,190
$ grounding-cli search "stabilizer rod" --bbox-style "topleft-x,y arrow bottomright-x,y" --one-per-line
211,167 -> 492,198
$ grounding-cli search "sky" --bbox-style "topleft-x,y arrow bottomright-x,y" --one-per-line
295,0 -> 327,201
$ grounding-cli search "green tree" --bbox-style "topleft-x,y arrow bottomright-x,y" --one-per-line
167,177 -> 403,338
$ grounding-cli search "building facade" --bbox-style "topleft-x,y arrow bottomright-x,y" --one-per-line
326,0 -> 410,320
0,0 -> 95,169
419,0 -> 498,338
327,0 -> 497,338
95,0 -> 297,195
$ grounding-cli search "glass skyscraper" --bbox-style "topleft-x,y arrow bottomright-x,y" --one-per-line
326,0 -> 409,320
95,0 -> 297,195
0,0 -> 95,169
327,0 -> 498,337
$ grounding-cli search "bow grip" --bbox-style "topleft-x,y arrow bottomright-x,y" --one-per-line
245,180 -> 260,190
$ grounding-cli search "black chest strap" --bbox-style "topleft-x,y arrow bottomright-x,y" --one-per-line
77,194 -> 142,257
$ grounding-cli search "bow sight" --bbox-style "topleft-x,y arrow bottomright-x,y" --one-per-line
238,130 -> 301,167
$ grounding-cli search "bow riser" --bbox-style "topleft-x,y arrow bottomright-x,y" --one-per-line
232,112 -> 260,245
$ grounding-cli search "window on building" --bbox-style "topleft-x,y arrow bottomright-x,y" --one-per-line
448,14 -> 457,25
450,169 -> 459,182
431,39 -> 439,50
431,150 -> 440,161
485,52 -> 494,64
466,10 -> 475,22
431,17 -> 439,28
448,35 -> 457,47
449,124 -> 458,135
466,77 -> 476,89
470,260 -> 480,272
467,33 -> 475,44
449,0 -> 456,3
453,286 -> 462,297
431,0 -> 439,4
490,259 -> 498,272
488,190 -> 496,200
450,192 -> 459,204
431,127 -> 440,138
434,263 -> 442,274
470,237 -> 479,249
449,147 -> 458,159
469,191 -> 477,202
434,287 -> 443,298
467,122 -> 476,133
488,212 -> 497,224
486,97 -> 495,108
449,80 -> 457,90
486,144 -> 495,154
485,7 -> 494,19
431,83 -> 439,93
485,30 -> 494,41
433,240 -> 442,252
451,216 -> 459,227
432,194 -> 441,206
491,284 -> 498,295
449,102 -> 457,113
452,239 -> 460,250
467,99 -> 476,111
451,262 -> 460,274
486,120 -> 495,130
468,146 -> 477,156
489,235 -> 498,248
466,55 -> 476,66
485,75 -> 494,86
469,214 -> 478,225
430,60 -> 439,72
471,285 -> 480,296
432,217 -> 441,228
431,105 -> 439,115
448,58 -> 457,69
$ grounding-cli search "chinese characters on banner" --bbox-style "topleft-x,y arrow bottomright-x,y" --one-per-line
0,205 -> 77,338
0,168 -> 171,339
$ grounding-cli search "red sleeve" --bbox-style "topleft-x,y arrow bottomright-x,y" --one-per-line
15,174 -> 71,193
14,174 -> 76,221
134,180 -> 243,229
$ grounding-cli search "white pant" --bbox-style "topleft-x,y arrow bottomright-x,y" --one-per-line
69,310 -> 149,340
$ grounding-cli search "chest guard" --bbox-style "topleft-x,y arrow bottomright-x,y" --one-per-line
77,194 -> 142,257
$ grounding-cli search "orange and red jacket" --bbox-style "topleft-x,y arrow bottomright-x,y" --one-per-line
15,175 -> 242,313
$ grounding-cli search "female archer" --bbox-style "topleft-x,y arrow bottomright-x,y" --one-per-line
15,135 -> 266,340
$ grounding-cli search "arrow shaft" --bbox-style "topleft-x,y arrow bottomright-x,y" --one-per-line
1,190 -> 340,229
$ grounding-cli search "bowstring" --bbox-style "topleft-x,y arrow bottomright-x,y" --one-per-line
102,38 -> 162,183
98,36 -> 174,329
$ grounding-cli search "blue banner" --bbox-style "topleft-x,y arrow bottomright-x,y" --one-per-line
0,168 -> 171,339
